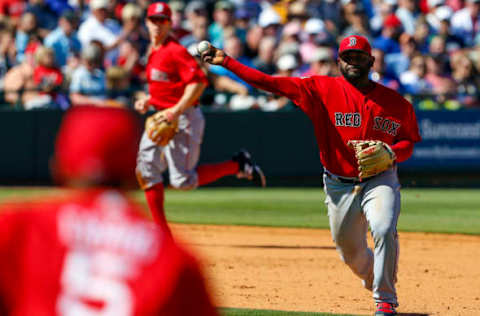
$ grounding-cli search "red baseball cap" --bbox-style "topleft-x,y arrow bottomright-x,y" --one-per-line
338,35 -> 372,57
54,106 -> 141,187
147,2 -> 172,19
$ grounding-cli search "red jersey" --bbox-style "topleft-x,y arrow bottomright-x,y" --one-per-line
33,65 -> 63,95
146,36 -> 208,109
223,56 -> 421,178
0,189 -> 218,316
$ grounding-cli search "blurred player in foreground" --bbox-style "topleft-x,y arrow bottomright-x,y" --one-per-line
201,35 -> 421,316
134,2 -> 265,230
0,106 -> 218,316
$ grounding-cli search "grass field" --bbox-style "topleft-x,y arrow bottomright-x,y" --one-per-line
0,186 -> 478,316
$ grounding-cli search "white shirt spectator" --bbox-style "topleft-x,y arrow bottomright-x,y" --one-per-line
77,14 -> 121,48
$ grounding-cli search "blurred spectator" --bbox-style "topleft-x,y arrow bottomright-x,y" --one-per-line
69,43 -> 107,106
340,6 -> 371,40
424,54 -> 456,95
426,0 -> 448,31
451,52 -> 480,108
434,6 -> 464,52
234,6 -> 250,44
396,0 -> 420,35
370,0 -> 397,36
77,0 -> 128,54
169,0 -> 189,40
32,45 -> 66,108
252,36 -> 277,75
399,53 -> 433,95
428,35 -> 450,73
451,0 -> 480,47
3,43 -> 38,108
120,3 -> 149,56
0,26 -> 15,89
105,65 -> 130,107
184,0 -> 208,32
370,48 -> 401,91
300,18 -> 334,64
43,9 -> 81,69
181,15 -> 209,55
286,1 -> 309,24
15,11 -> 38,63
372,13 -> 402,55
0,106 -> 219,316
208,0 -> 236,48
385,32 -> 419,79
25,0 -> 58,38
413,16 -> 432,53
302,47 -> 338,77
0,0 -> 26,28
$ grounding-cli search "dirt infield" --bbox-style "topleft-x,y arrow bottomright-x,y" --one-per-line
171,224 -> 480,316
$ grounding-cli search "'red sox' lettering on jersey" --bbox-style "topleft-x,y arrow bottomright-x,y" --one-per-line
373,116 -> 401,136
335,112 -> 361,127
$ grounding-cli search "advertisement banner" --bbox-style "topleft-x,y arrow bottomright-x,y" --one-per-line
401,111 -> 480,170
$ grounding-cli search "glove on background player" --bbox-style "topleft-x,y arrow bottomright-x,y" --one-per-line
145,110 -> 179,147
348,140 -> 396,180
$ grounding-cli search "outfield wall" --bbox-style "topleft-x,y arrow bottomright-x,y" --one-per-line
1,109 -> 480,186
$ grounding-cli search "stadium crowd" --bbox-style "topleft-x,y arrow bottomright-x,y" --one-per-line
1,0 -> 480,111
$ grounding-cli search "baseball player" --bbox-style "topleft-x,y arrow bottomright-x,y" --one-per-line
0,106 -> 218,316
201,35 -> 421,316
134,2 -> 265,230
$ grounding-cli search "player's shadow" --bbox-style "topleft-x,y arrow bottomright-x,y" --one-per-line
398,313 -> 429,316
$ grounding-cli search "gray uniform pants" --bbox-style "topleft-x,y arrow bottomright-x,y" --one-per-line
136,107 -> 205,190
323,167 -> 400,306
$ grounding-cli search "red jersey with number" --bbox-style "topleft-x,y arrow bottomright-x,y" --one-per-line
0,189 -> 218,316
223,56 -> 421,177
146,36 -> 208,110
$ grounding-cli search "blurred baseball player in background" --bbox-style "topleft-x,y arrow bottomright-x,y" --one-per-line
201,35 -> 421,316
135,2 -> 265,231
0,106 -> 218,315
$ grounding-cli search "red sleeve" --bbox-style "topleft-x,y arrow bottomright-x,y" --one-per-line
222,56 -> 305,105
391,140 -> 414,163
55,69 -> 63,85
175,47 -> 208,85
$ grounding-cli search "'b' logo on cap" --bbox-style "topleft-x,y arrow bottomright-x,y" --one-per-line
348,37 -> 357,47
156,3 -> 164,12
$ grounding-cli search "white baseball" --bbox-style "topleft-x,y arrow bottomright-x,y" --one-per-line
197,41 -> 210,54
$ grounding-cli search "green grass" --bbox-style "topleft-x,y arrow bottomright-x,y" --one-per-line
219,308 -> 356,316
1,187 -> 479,235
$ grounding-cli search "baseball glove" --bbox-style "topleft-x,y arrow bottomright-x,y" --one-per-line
145,110 -> 179,147
348,140 -> 396,180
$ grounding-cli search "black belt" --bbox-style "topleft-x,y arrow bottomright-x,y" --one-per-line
325,172 -> 373,184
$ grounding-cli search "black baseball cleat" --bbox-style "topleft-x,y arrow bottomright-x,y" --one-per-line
232,149 -> 266,187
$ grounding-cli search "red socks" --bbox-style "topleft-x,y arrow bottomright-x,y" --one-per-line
197,161 -> 239,186
144,183 -> 170,232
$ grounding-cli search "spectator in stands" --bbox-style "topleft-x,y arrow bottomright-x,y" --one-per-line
451,0 -> 480,47
120,3 -> 149,56
434,6 -> 464,52
184,0 -> 208,32
370,48 -> 401,91
181,15 -> 209,55
169,0 -> 189,41
15,11 -> 38,63
252,36 -> 277,75
425,0 -> 448,32
69,43 -> 107,106
399,53 -> 433,95
0,26 -> 15,89
424,54 -> 457,96
77,0 -> 130,57
0,0 -> 25,28
43,10 -> 81,70
413,16 -> 432,53
25,0 -> 58,38
301,47 -> 337,77
32,45 -> 65,108
396,0 -> 420,35
233,6 -> 250,44
372,13 -> 402,55
300,18 -> 334,64
208,0 -> 236,48
385,32 -> 419,79
105,65 -> 130,107
340,6 -> 371,40
3,43 -> 38,108
451,52 -> 480,108
370,0 -> 397,36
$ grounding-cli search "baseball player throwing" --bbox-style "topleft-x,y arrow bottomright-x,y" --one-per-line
135,3 -> 265,231
201,35 -> 421,316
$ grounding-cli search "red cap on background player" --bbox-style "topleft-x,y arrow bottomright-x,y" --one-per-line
54,106 -> 141,187
338,35 -> 372,57
147,2 -> 172,19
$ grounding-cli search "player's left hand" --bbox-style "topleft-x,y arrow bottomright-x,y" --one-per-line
145,109 -> 179,147
348,140 -> 396,180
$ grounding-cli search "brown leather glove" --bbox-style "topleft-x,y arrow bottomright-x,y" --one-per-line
348,140 -> 396,180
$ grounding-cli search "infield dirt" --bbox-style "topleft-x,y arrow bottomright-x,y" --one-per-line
172,224 -> 480,316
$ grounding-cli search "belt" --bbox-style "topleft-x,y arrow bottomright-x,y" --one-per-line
325,172 -> 373,184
